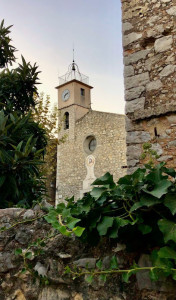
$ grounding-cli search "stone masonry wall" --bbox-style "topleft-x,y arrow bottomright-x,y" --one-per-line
56,110 -> 126,202
121,0 -> 176,171
1,208 -> 176,300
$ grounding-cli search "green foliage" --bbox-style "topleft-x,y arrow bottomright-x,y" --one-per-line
52,162 -> 176,282
140,142 -> 160,166
31,94 -> 66,201
0,20 -> 16,67
44,204 -> 85,237
54,164 -> 176,248
0,57 -> 40,113
5,162 -> 176,285
8,159 -> 176,285
158,219 -> 176,243
0,20 -> 47,208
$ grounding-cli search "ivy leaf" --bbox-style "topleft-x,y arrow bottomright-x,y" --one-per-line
110,256 -> 119,269
58,226 -> 71,237
90,187 -> 107,200
158,247 -> 176,260
151,249 -> 173,269
158,219 -> 176,243
21,268 -> 27,274
172,270 -> 176,281
55,203 -> 66,213
97,193 -> 108,205
109,217 -> 129,238
96,260 -> 102,270
97,216 -> 114,236
149,269 -> 159,281
162,166 -> 176,178
140,194 -> 161,207
122,271 -> 133,283
138,224 -> 152,235
130,202 -> 144,213
79,198 -> 92,213
93,172 -> 115,188
85,275 -> 94,283
64,266 -> 71,274
66,216 -> 80,229
99,274 -> 107,282
25,252 -> 32,259
15,248 -> 22,256
62,208 -> 71,218
72,226 -> 85,237
143,180 -> 171,199
164,194 -> 176,215
44,210 -> 57,224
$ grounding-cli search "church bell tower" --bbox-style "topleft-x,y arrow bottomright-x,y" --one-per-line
56,60 -> 93,140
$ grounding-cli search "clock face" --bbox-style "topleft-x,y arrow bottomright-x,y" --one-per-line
62,89 -> 70,101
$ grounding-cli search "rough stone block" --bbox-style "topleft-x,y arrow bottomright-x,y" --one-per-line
0,252 -> 15,272
123,32 -> 142,47
145,54 -> 162,71
125,73 -> 149,90
127,166 -> 138,174
151,143 -> 163,156
168,140 -> 176,147
159,65 -> 176,78
125,97 -> 145,113
166,6 -> 176,16
34,262 -> 47,277
146,80 -> 162,91
23,210 -> 35,219
127,144 -> 142,160
125,86 -> 145,101
124,50 -> 150,65
127,159 -> 139,167
124,65 -> 134,77
154,36 -> 173,53
148,15 -> 159,25
122,22 -> 133,32
125,117 -> 144,132
136,254 -> 175,292
73,258 -> 96,269
126,131 -> 151,144
157,155 -> 173,162
166,115 -> 176,124
38,288 -> 70,300
0,208 -> 24,218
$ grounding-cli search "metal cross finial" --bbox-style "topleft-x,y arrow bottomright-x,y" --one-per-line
72,44 -> 76,71
73,43 -> 75,62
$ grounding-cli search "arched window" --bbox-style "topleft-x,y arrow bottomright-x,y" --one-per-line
64,112 -> 69,130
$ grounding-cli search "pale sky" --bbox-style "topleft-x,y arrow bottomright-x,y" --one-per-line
1,0 -> 125,114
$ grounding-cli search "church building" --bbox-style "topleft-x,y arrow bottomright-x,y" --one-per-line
56,61 -> 126,203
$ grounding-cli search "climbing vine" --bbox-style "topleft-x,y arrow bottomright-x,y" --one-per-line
1,159 -> 176,285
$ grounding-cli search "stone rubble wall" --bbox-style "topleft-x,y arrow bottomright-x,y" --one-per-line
0,208 -> 176,300
121,0 -> 176,171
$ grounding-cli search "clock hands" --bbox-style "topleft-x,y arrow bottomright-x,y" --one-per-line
62,89 -> 70,101
64,92 -> 69,98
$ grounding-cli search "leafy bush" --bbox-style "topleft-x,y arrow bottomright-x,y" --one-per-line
31,94 -> 66,201
0,20 -> 15,67
0,20 -> 47,208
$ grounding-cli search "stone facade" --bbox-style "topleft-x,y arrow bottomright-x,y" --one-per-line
56,110 -> 126,202
121,0 -> 176,171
